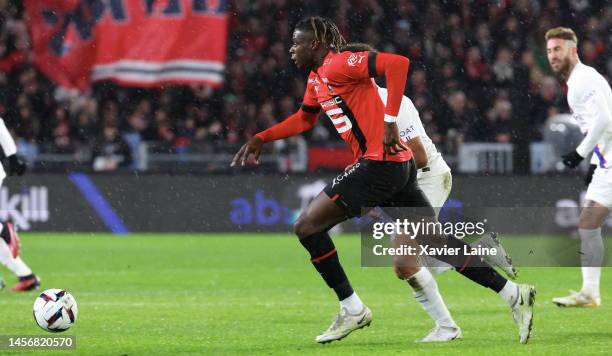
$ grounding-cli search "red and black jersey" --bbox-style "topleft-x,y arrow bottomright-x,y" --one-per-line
302,50 -> 412,162
257,50 -> 412,162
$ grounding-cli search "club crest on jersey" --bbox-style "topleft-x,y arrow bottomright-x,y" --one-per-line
347,53 -> 365,67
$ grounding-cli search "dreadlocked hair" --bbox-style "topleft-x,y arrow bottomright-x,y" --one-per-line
295,16 -> 347,52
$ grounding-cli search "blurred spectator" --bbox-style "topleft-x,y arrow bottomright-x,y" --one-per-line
529,76 -> 566,136
492,47 -> 515,87
92,124 -> 132,171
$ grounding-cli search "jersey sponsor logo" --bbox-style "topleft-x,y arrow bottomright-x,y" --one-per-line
320,96 -> 343,108
347,53 -> 365,67
331,163 -> 360,188
399,125 -> 416,139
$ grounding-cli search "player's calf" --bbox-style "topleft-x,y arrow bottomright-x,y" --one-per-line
0,221 -> 20,258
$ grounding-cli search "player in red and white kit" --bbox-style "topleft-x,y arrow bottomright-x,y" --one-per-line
232,17 -> 535,344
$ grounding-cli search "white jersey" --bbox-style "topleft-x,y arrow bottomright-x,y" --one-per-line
567,62 -> 612,168
0,118 -> 16,181
377,87 -> 450,178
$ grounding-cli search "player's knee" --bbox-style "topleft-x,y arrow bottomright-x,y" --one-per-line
294,217 -> 315,239
394,265 -> 418,279
578,215 -> 602,230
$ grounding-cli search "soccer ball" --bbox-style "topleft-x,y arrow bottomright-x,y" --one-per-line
33,289 -> 78,332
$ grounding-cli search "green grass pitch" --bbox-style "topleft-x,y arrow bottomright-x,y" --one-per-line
0,233 -> 610,355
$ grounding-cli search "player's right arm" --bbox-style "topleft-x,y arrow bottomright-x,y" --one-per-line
406,137 -> 428,169
0,118 -> 26,175
231,83 -> 320,167
380,87 -> 428,168
563,77 -> 612,168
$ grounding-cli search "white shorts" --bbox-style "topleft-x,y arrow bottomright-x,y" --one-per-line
585,168 -> 612,208
418,171 -> 452,217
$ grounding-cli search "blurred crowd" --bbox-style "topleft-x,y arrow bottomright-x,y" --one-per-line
0,0 -> 610,172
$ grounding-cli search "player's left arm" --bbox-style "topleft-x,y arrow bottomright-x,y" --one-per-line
375,53 -> 411,155
0,118 -> 26,176
332,51 -> 411,155
563,86 -> 612,168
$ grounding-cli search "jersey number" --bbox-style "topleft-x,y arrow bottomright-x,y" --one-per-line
325,108 -> 353,134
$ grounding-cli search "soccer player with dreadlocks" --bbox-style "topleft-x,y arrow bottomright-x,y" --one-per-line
232,16 -> 535,344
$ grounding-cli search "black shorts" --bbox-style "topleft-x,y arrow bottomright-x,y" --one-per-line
323,159 -> 434,218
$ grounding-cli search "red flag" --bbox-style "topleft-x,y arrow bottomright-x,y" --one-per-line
25,0 -> 228,90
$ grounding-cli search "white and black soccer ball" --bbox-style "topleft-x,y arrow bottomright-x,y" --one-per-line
33,289 -> 78,332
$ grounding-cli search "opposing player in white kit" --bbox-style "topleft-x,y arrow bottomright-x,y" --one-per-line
0,118 -> 40,292
342,43 -> 530,343
376,70 -> 516,280
546,27 -> 612,307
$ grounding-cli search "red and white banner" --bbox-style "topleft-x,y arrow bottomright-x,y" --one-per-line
25,0 -> 228,90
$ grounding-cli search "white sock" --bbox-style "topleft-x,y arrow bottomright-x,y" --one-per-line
498,280 -> 519,307
8,256 -> 32,277
579,228 -> 603,297
340,292 -> 364,314
408,268 -> 457,328
0,237 -> 32,278
0,235 -> 14,267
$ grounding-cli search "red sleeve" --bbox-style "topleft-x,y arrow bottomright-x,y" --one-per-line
327,51 -> 371,81
328,51 -> 409,117
375,52 -> 410,117
255,106 -> 319,143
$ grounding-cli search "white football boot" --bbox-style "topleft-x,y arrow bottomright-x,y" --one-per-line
552,290 -> 601,308
473,233 -> 518,280
315,306 -> 372,344
425,233 -> 517,279
511,284 -> 536,344
416,325 -> 462,343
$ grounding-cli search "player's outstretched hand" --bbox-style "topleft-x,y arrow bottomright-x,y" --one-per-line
231,136 -> 264,167
561,150 -> 583,169
584,163 -> 597,186
383,122 -> 408,156
7,154 -> 26,176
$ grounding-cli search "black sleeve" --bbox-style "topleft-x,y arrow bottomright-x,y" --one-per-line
301,104 -> 320,113
368,52 -> 378,78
